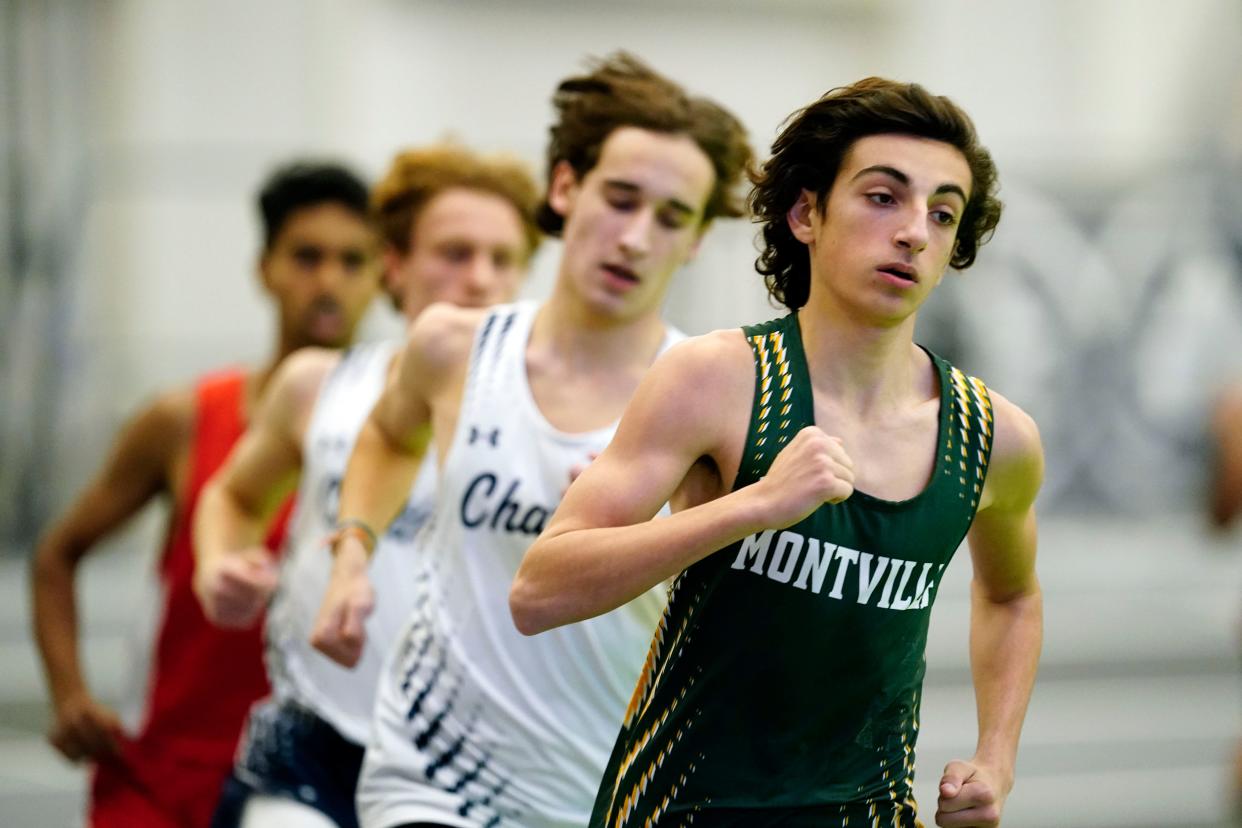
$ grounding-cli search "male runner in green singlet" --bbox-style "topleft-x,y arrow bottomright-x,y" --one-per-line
512,78 -> 1043,828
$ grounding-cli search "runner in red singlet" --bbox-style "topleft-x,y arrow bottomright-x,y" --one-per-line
30,162 -> 383,828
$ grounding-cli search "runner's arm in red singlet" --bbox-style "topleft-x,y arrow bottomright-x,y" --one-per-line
310,303 -> 472,668
937,391 -> 1044,828
193,349 -> 335,628
511,331 -> 854,635
30,389 -> 192,762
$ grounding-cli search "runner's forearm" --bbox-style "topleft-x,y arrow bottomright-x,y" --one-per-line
336,414 -> 427,557
31,533 -> 90,708
969,579 -> 1042,781
194,479 -> 269,563
512,486 -> 770,634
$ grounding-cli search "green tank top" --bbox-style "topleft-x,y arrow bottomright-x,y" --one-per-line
590,313 -> 995,825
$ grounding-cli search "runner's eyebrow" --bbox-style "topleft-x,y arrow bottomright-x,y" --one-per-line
603,180 -> 696,217
851,165 -> 967,203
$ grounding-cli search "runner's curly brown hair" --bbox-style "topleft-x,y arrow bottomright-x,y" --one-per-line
750,78 -> 1003,310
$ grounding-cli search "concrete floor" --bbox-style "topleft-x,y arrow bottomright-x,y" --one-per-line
1,512 -> 1238,827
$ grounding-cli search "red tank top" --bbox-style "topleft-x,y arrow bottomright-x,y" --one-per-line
136,369 -> 292,763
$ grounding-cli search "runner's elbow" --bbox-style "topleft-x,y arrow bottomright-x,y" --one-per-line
508,571 -> 558,636
31,530 -> 85,581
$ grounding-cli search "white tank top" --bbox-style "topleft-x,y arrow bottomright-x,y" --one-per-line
266,339 -> 437,745
389,301 -> 680,825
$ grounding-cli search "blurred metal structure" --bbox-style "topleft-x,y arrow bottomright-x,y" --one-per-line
1093,155 -> 1242,511
916,182 -> 1121,511
0,1 -> 96,554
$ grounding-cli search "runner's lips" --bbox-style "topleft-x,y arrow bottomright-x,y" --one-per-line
603,263 -> 640,283
877,263 -> 918,283
306,297 -> 345,334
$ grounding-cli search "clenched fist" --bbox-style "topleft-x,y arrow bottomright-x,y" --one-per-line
49,691 -> 123,762
752,425 -> 855,527
936,760 -> 1009,827
193,547 -> 279,629
309,537 -> 375,668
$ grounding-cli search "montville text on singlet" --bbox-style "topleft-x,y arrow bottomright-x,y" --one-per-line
732,528 -> 944,610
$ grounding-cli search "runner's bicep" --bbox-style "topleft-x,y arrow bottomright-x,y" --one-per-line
550,356 -> 717,535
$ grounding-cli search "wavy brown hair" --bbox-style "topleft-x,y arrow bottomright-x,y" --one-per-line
750,77 -> 1003,310
372,144 -> 542,261
537,52 -> 753,235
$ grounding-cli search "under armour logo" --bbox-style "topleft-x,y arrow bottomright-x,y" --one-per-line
469,426 -> 500,447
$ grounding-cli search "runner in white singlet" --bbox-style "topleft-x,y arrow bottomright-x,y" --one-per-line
307,54 -> 754,828
194,145 -> 542,828
358,301 -> 678,825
